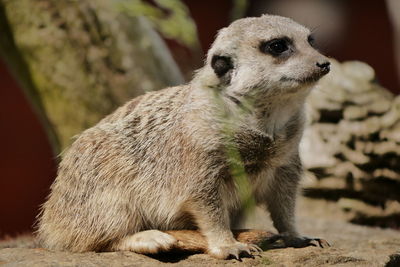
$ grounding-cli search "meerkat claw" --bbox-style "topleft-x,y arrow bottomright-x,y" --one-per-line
261,234 -> 330,249
230,252 -> 240,260
210,242 -> 259,260
312,238 -> 330,248
299,237 -> 330,248
250,244 -> 263,252
243,247 -> 251,255
285,235 -> 330,249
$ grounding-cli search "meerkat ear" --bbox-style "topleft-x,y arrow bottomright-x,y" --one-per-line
211,55 -> 233,78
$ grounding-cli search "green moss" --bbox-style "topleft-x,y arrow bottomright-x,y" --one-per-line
0,0 -> 61,155
260,256 -> 273,265
211,89 -> 257,216
2,0 -> 183,150
230,0 -> 248,21
117,0 -> 200,48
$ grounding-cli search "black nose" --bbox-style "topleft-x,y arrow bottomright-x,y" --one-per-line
316,61 -> 331,72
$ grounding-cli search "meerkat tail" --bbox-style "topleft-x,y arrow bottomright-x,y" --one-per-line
164,229 -> 274,253
111,229 -> 274,254
112,230 -> 178,254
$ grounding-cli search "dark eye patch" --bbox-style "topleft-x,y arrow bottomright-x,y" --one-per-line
211,55 -> 233,77
308,34 -> 315,47
259,37 -> 292,57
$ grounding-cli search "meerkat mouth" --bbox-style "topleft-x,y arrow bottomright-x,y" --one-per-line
280,71 -> 327,84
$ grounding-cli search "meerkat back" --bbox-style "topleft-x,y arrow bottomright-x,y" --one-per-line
36,86 -> 192,252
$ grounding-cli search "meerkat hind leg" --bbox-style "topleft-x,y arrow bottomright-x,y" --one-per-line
113,230 -> 178,254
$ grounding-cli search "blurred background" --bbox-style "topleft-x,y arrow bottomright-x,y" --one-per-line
0,0 -> 399,237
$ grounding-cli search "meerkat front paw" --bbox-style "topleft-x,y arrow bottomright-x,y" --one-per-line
298,236 -> 330,248
263,233 -> 330,249
208,242 -> 262,260
284,235 -> 330,248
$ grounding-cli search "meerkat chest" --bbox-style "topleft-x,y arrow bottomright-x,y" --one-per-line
233,128 -> 274,174
232,111 -> 304,175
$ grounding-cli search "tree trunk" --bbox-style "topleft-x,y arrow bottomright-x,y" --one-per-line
0,0 -> 184,153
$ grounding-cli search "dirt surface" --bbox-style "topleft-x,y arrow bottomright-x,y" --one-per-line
1,197 -> 399,266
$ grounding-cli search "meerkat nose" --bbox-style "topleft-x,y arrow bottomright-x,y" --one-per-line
316,61 -> 331,74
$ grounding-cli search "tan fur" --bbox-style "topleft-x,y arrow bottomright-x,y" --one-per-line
36,14 -> 330,259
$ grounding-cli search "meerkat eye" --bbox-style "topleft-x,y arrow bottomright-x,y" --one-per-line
308,35 -> 315,47
259,38 -> 290,57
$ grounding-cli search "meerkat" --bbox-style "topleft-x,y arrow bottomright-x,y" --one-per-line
37,14 -> 331,259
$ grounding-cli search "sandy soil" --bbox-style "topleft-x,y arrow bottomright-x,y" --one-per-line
1,197 -> 399,266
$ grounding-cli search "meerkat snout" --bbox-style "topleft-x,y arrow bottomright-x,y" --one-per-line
316,61 -> 330,74
300,59 -> 331,84
293,58 -> 331,84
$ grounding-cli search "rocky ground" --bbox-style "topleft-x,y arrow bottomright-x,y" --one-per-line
1,197 -> 399,266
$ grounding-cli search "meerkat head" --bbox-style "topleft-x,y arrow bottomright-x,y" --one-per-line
202,14 -> 330,100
